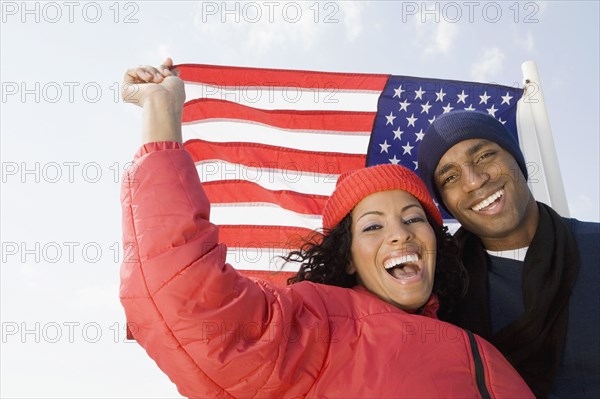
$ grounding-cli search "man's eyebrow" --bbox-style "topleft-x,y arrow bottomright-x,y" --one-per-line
436,163 -> 455,178
436,140 -> 493,178
466,140 -> 492,157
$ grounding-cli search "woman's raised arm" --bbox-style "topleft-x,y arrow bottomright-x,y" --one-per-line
121,58 -> 185,144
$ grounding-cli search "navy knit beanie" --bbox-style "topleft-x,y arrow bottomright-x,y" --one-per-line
417,110 -> 528,213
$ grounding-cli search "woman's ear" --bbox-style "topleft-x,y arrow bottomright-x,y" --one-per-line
346,261 -> 357,275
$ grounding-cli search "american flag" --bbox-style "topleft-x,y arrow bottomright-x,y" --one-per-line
177,64 -> 523,285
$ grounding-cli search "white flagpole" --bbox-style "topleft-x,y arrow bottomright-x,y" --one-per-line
516,89 -> 551,206
521,61 -> 570,217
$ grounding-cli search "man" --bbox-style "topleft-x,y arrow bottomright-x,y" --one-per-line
417,110 -> 599,398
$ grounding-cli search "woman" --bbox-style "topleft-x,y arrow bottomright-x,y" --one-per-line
119,59 -> 533,398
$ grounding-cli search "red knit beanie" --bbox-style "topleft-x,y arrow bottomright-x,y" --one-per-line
322,164 -> 443,230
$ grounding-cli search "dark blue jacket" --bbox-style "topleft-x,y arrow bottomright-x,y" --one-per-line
551,218 -> 600,398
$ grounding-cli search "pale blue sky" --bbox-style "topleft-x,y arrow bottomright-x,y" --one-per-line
1,1 -> 598,397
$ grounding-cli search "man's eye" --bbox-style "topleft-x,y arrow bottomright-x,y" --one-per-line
442,174 -> 458,185
476,151 -> 495,164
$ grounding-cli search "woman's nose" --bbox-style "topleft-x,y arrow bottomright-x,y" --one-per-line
388,221 -> 412,244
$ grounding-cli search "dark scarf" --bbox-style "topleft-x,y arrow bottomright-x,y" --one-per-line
451,203 -> 580,398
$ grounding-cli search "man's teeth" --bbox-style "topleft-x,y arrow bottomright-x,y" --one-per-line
384,254 -> 419,269
472,189 -> 503,211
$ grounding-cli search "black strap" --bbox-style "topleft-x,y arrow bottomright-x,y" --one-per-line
466,330 -> 491,399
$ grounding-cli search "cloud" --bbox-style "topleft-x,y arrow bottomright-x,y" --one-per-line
431,20 -> 458,53
191,1 -> 366,57
512,30 -> 535,52
341,1 -> 366,42
470,47 -> 506,82
413,15 -> 459,55
522,31 -> 535,52
193,2 -> 308,55
156,43 -> 172,59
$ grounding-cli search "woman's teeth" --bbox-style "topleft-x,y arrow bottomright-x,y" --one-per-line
384,254 -> 419,270
472,189 -> 503,211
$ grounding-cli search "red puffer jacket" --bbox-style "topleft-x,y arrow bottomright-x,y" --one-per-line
120,141 -> 534,399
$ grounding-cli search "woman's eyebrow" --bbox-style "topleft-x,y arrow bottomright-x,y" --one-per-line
356,204 -> 422,221
356,210 -> 383,221
401,204 -> 422,212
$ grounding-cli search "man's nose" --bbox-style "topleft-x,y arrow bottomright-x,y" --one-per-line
461,163 -> 489,193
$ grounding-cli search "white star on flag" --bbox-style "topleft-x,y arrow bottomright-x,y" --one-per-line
393,127 -> 404,140
435,89 -> 446,102
457,90 -> 469,103
442,103 -> 454,113
393,85 -> 405,98
399,99 -> 410,112
479,91 -> 491,104
415,129 -> 425,141
414,87 -> 425,100
389,155 -> 400,165
385,111 -> 396,125
402,142 -> 414,155
487,104 -> 498,117
379,140 -> 391,153
421,101 -> 432,114
501,92 -> 513,105
406,113 -> 417,127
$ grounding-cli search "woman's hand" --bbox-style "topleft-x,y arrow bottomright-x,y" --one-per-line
122,58 -> 185,109
123,58 -> 185,144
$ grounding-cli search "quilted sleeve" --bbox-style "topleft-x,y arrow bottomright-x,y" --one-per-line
119,141 -> 329,398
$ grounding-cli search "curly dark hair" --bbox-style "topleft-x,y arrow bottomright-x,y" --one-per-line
285,214 -> 467,320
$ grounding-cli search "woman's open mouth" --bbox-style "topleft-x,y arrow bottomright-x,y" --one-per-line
383,254 -> 422,280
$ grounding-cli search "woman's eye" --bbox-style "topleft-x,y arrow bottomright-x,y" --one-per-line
404,216 -> 425,225
362,224 -> 381,232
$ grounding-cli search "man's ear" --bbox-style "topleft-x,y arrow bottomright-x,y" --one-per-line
346,261 -> 357,275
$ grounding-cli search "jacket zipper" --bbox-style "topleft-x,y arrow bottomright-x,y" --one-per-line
466,330 -> 491,399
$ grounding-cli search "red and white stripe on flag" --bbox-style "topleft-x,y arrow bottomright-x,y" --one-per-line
177,64 -> 389,285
